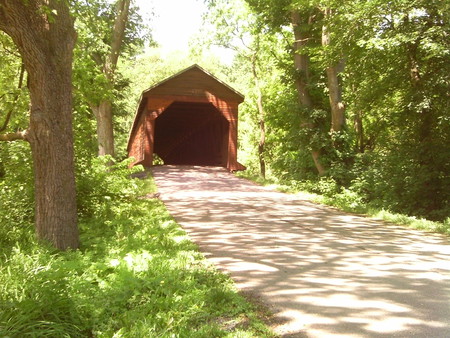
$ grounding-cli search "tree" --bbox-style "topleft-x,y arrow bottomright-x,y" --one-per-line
290,8 -> 327,175
90,0 -> 130,157
73,0 -> 148,158
245,0 -> 341,175
328,0 -> 450,220
0,0 -> 79,249
321,6 -> 345,133
197,0 -> 449,220
204,0 -> 270,177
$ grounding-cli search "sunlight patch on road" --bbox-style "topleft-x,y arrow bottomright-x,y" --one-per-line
365,317 -> 447,333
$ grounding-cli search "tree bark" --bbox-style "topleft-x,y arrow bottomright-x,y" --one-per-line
251,52 -> 266,178
322,7 -> 345,133
108,0 -> 130,72
325,66 -> 345,132
311,150 -> 326,175
91,0 -> 130,157
291,11 -> 313,108
92,101 -> 115,156
291,10 -> 326,175
354,111 -> 364,153
0,0 -> 79,250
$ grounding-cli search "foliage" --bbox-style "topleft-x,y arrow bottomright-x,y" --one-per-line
0,32 -> 29,135
0,141 -> 34,252
72,0 -> 150,104
229,0 -> 450,222
0,159 -> 273,337
72,0 -> 151,158
336,0 -> 450,221
76,156 -> 144,218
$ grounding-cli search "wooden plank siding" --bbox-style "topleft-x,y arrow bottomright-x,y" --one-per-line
127,64 -> 245,171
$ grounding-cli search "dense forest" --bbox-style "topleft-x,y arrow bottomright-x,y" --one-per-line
0,0 -> 449,335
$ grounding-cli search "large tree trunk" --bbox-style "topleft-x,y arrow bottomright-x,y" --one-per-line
92,0 -> 130,157
291,11 -> 313,108
0,0 -> 79,250
322,8 -> 346,133
291,10 -> 326,175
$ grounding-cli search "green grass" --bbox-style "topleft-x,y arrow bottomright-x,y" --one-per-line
235,171 -> 450,236
0,164 -> 274,337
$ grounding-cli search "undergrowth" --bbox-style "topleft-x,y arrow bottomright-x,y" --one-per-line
0,158 -> 273,337
236,171 -> 450,236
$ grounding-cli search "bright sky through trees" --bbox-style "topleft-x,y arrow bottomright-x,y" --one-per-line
135,0 -> 204,53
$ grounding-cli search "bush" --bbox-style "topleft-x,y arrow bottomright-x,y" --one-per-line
76,156 -> 146,218
323,188 -> 367,214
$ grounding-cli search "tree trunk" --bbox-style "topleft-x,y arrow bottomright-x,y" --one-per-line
28,81 -> 79,249
291,10 -> 326,175
322,8 -> 345,133
258,118 -> 266,179
251,53 -> 266,179
354,111 -> 364,153
109,0 -> 131,71
325,66 -> 345,132
91,0 -> 130,157
291,11 -> 313,108
311,150 -> 326,175
0,0 -> 79,250
92,101 -> 115,156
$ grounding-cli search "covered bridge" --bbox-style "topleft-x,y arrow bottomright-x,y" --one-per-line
127,64 -> 245,171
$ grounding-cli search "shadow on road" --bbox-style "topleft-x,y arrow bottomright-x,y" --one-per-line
153,165 -> 450,337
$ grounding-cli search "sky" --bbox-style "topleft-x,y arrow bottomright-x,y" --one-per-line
134,0 -> 206,53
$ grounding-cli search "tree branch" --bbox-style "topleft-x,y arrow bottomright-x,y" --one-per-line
104,0 -> 130,78
0,108 -> 14,132
0,63 -> 26,132
0,129 -> 28,142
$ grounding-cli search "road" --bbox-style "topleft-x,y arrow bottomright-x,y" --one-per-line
152,165 -> 450,337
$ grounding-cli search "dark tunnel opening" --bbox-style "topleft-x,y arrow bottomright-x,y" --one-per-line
154,101 -> 229,166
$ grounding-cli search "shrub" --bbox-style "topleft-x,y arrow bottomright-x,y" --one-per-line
76,156 -> 146,218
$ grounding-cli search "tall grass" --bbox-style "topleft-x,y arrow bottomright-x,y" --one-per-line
0,158 -> 273,337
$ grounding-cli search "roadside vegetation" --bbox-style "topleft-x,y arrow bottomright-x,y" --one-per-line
237,171 -> 450,236
0,158 -> 273,337
202,0 -> 449,225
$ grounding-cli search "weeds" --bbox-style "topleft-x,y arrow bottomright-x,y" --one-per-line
0,159 -> 273,337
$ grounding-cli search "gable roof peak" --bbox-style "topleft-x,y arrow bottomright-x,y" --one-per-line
142,63 -> 244,100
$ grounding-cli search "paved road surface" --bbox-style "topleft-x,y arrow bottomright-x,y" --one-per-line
152,166 -> 450,337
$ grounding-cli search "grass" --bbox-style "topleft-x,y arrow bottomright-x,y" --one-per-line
236,171 -> 450,236
0,163 -> 274,337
